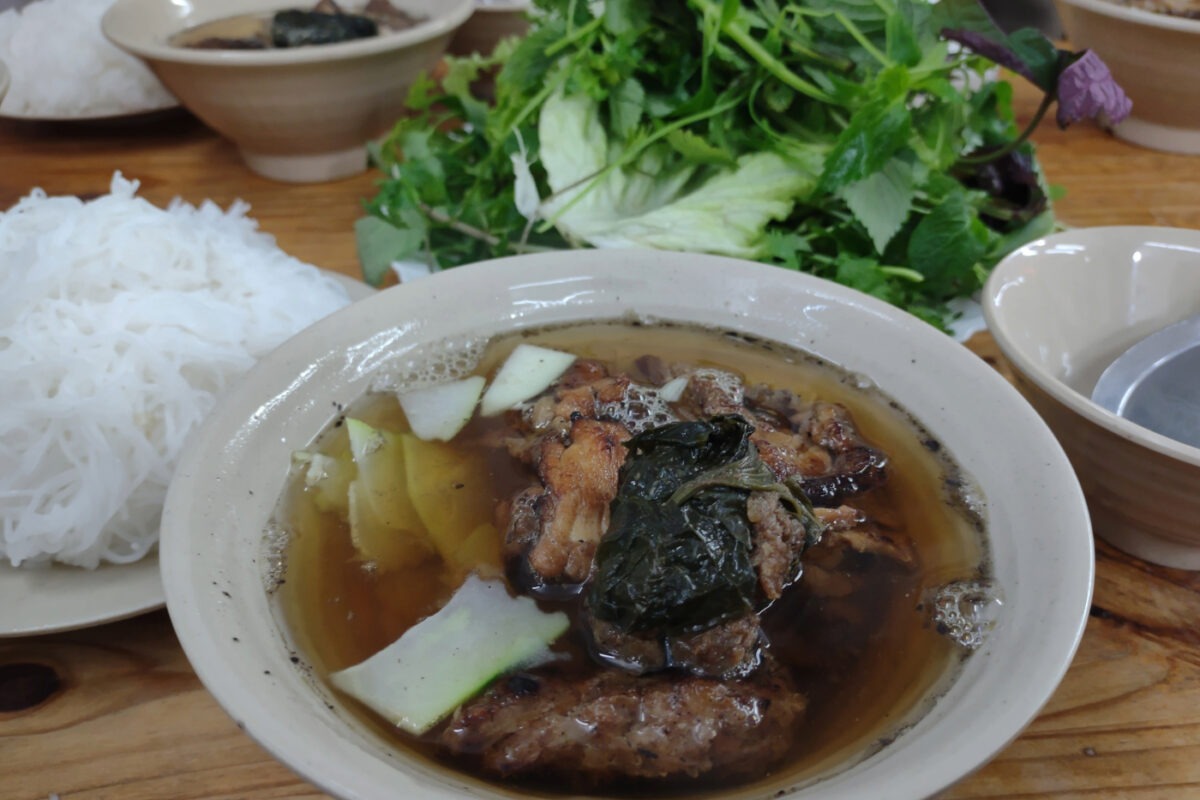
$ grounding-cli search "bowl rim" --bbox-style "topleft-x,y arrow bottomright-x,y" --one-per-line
162,250 -> 1094,800
1055,0 -> 1200,33
101,0 -> 475,66
983,225 -> 1200,469
471,0 -> 532,12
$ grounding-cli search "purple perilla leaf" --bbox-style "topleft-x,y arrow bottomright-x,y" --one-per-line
1056,50 -> 1133,128
941,25 -> 1062,93
941,29 -> 1036,85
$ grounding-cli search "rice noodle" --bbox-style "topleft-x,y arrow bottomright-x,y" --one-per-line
0,0 -> 175,118
0,174 -> 352,568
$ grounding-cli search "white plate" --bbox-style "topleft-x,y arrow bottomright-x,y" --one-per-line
0,555 -> 164,637
0,269 -> 374,638
0,102 -> 182,125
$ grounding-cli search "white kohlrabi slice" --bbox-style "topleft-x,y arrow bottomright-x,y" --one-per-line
329,575 -> 569,735
398,375 -> 486,441
479,344 -> 576,416
659,375 -> 690,402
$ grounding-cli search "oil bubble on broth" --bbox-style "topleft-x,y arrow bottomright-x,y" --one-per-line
270,320 -> 992,796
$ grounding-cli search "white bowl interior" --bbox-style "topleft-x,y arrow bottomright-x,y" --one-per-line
985,226 -> 1200,462
162,251 -> 1093,800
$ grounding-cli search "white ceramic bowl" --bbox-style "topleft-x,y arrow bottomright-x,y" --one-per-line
162,251 -> 1094,799
0,58 -> 9,106
985,226 -> 1200,568
1054,0 -> 1200,154
102,0 -> 473,182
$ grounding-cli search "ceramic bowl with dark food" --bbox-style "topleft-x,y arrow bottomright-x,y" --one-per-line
102,0 -> 473,182
1054,0 -> 1200,154
161,250 -> 1094,799
985,226 -> 1200,569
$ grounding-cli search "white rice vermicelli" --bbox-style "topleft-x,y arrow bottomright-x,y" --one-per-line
0,173 -> 353,568
0,0 -> 174,117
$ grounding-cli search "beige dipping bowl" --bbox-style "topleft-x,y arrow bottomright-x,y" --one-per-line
1054,0 -> 1200,154
985,227 -> 1200,569
102,0 -> 473,182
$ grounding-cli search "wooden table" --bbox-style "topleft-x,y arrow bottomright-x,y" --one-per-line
2,79 -> 1200,800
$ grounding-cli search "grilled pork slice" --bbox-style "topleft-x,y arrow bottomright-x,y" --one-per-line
440,656 -> 805,786
503,417 -> 630,590
501,363 -> 887,590
585,613 -> 764,679
745,385 -> 889,506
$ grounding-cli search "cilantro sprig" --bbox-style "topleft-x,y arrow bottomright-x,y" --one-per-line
359,0 -> 1128,330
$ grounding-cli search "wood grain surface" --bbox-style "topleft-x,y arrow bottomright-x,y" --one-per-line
2,76 -> 1200,800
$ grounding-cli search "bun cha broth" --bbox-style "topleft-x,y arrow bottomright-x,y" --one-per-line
270,320 -> 997,794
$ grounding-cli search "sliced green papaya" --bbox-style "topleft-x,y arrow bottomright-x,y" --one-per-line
400,434 -> 494,562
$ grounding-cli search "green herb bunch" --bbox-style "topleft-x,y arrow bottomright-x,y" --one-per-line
359,0 -> 1122,329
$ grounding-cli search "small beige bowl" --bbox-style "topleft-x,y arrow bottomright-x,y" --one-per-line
102,0 -> 473,182
161,250 -> 1094,800
448,1 -> 530,57
0,58 -> 9,105
985,226 -> 1200,568
1054,0 -> 1200,154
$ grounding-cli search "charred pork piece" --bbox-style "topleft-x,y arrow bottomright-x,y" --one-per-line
631,354 -> 679,385
440,656 -> 805,786
744,385 -> 889,506
502,417 -> 630,593
749,490 -> 816,600
586,612 -> 764,679
511,360 -> 630,447
665,614 -> 764,677
799,402 -> 889,505
679,368 -> 746,417
810,523 -> 917,571
802,511 -> 916,599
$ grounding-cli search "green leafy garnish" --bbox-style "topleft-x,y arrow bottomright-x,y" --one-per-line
357,0 -> 1115,329
587,415 -> 822,636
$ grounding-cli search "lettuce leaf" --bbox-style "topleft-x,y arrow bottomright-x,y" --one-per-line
538,90 -> 818,258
